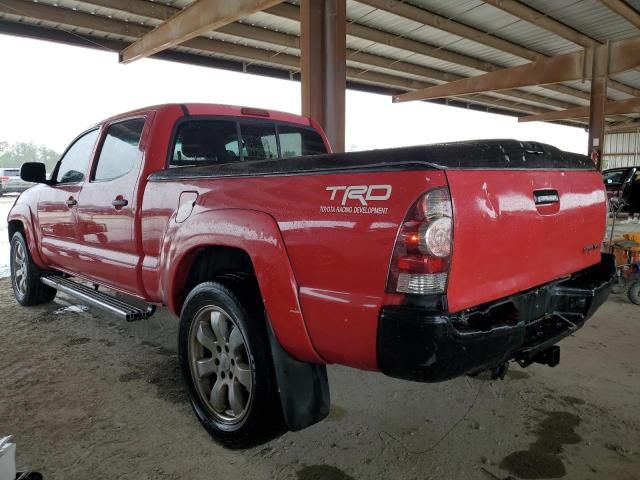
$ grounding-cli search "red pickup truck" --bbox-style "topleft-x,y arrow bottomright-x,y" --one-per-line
8,103 -> 614,448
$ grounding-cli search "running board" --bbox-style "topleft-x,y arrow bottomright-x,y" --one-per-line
41,276 -> 155,321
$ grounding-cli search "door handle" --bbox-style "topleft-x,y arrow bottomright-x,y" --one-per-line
112,198 -> 129,208
66,197 -> 77,207
533,189 -> 559,205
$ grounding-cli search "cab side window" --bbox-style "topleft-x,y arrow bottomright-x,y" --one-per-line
56,129 -> 99,184
94,118 -> 145,181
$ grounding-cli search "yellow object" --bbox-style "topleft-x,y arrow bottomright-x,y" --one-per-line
623,232 -> 640,243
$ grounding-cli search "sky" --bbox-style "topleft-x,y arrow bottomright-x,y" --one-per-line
0,34 -> 588,154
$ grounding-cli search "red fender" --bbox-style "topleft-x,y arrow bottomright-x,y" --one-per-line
7,203 -> 47,269
160,207 -> 325,364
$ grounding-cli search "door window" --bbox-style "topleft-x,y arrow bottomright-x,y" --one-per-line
56,129 -> 99,184
94,118 -> 145,181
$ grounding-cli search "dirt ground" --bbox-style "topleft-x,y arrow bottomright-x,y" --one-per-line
1,194 -> 639,479
0,281 -> 638,480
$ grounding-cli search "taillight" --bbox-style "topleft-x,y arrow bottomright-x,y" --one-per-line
0,176 -> 9,185
387,187 -> 453,295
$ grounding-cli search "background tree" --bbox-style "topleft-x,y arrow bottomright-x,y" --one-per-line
0,141 -> 60,171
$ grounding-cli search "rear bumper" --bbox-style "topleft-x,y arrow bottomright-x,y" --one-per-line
377,254 -> 615,382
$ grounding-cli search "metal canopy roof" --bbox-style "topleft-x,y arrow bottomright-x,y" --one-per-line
2,0 -> 640,129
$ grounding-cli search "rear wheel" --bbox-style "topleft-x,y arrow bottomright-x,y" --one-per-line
628,281 -> 640,305
10,232 -> 56,306
178,281 -> 284,448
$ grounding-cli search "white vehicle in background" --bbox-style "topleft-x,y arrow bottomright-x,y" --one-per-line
0,168 -> 32,196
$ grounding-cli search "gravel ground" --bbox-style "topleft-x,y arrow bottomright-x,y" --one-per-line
1,196 -> 639,480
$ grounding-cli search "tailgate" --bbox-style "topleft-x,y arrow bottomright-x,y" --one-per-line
446,169 -> 606,313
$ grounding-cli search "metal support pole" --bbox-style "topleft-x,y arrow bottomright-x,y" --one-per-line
588,44 -> 609,171
300,0 -> 346,152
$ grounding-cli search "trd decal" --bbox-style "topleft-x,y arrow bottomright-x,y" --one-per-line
321,185 -> 391,215
326,185 -> 392,205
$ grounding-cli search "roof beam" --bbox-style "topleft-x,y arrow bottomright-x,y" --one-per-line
74,0 -> 582,111
482,0 -> 597,47
394,35 -> 640,103
600,0 -> 640,28
358,0 -> 640,97
119,0 -> 285,63
606,119 -> 640,133
77,0 -> 599,104
520,97 -> 640,122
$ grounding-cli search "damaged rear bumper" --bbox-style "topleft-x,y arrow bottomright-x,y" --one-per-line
377,254 -> 615,382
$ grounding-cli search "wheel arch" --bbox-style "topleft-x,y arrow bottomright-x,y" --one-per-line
161,208 -> 323,364
8,205 -> 46,269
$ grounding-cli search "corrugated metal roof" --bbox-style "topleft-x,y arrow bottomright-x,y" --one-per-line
0,0 -> 639,126
604,132 -> 640,168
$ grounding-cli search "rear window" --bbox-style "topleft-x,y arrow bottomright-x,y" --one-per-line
603,169 -> 630,185
279,124 -> 327,157
170,118 -> 327,167
0,169 -> 20,177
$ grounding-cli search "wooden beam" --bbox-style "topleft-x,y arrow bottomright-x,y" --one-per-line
520,97 -> 640,122
394,36 -> 640,103
600,0 -> 640,28
395,48 -> 591,102
300,0 -> 346,152
119,0 -> 284,63
358,0 -> 640,98
589,45 -> 609,169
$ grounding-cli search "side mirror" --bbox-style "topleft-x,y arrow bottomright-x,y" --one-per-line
21,162 -> 47,183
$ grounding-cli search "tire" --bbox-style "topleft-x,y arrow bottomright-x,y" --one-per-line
178,281 -> 285,448
628,281 -> 640,305
10,231 -> 56,306
611,275 -> 628,294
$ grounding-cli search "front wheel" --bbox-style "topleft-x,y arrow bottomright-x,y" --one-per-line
10,232 -> 56,306
178,281 -> 285,448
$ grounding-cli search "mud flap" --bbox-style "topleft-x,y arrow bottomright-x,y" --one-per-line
266,322 -> 330,431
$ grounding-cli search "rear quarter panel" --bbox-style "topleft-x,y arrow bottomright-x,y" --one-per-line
141,170 -> 447,369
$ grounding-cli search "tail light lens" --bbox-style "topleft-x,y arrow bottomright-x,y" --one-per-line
387,187 -> 453,295
0,176 -> 9,185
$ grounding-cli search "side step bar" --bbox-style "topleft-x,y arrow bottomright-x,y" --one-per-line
41,276 -> 155,321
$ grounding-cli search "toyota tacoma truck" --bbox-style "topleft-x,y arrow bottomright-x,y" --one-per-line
8,103 -> 614,448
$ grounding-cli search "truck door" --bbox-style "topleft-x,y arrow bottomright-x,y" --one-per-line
76,117 -> 146,296
38,129 -> 100,270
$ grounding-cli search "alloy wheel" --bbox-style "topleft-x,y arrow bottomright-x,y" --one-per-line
188,306 -> 253,423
